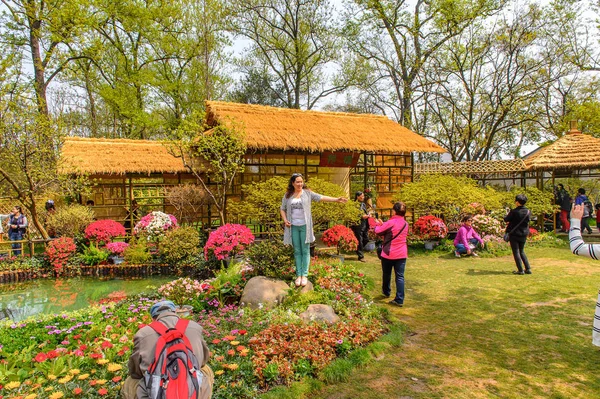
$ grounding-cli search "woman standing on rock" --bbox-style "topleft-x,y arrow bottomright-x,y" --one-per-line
280,173 -> 348,287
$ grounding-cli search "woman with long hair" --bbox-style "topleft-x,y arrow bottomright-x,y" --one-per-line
280,173 -> 348,287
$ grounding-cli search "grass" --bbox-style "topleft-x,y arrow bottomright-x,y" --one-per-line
305,245 -> 600,399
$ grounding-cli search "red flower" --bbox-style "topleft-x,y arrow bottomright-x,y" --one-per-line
46,350 -> 59,359
45,237 -> 77,274
85,219 -> 126,243
101,341 -> 113,349
34,352 -> 48,362
79,344 -> 87,351
413,215 -> 448,240
73,334 -> 82,340
112,376 -> 122,383
321,225 -> 359,252
89,353 -> 103,359
89,380 -> 97,386
238,330 -> 247,335
73,388 -> 83,395
203,224 -> 255,261
98,388 -> 108,396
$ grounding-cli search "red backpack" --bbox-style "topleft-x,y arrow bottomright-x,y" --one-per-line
144,319 -> 204,399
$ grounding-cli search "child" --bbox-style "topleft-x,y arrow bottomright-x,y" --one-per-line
596,203 -> 600,233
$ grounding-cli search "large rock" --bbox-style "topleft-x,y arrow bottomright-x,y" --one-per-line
299,280 -> 314,294
299,304 -> 340,324
240,276 -> 290,310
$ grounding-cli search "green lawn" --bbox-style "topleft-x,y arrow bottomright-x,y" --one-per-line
313,246 -> 600,399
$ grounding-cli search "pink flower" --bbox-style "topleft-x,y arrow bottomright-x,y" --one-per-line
85,220 -> 126,243
203,224 -> 255,261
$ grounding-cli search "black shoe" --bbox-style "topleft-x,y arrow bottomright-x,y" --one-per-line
512,271 -> 525,275
389,300 -> 403,307
382,293 -> 390,298
358,258 -> 366,263
524,269 -> 532,274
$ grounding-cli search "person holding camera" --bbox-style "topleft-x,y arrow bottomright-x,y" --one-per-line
8,206 -> 28,256
504,194 -> 531,275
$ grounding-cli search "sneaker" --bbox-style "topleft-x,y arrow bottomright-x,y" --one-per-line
455,251 -> 461,258
471,252 -> 479,257
524,269 -> 532,274
358,257 -> 366,263
382,293 -> 390,298
512,270 -> 525,275
389,300 -> 403,307
294,276 -> 302,287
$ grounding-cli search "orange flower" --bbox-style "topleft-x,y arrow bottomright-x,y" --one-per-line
227,349 -> 235,356
73,388 -> 83,395
112,376 -> 122,383
98,388 -> 108,396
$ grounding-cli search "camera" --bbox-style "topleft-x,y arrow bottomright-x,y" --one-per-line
374,212 -> 379,219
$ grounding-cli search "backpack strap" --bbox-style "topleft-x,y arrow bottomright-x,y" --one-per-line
174,319 -> 196,361
149,320 -> 168,336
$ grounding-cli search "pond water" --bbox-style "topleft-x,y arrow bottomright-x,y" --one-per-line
0,276 -> 174,322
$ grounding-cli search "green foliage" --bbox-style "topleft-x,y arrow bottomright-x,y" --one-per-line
553,177 -> 600,203
81,244 -> 109,266
123,239 -> 151,264
395,174 -> 502,224
501,186 -> 557,216
46,204 -> 95,238
204,261 -> 246,305
319,359 -> 353,384
308,178 -> 362,229
245,239 -> 295,279
159,226 -> 201,266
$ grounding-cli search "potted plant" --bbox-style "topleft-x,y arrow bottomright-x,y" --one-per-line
84,219 -> 126,246
157,277 -> 210,316
134,211 -> 178,240
413,215 -> 448,249
105,241 -> 130,265
203,223 -> 255,263
321,225 -> 359,260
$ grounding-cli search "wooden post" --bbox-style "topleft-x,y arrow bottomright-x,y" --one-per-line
128,175 -> 134,232
552,171 -> 556,232
363,151 -> 368,191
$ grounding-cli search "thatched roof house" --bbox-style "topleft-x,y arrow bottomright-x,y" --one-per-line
415,159 -> 526,176
59,137 -> 186,175
205,101 -> 445,154
524,123 -> 600,171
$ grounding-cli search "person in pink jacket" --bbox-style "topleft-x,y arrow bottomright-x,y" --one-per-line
453,215 -> 484,257
374,202 -> 409,307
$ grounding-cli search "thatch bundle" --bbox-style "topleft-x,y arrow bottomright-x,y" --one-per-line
206,101 -> 445,153
525,128 -> 600,171
59,137 -> 186,175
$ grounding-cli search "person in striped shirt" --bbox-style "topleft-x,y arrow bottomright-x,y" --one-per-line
569,203 -> 600,346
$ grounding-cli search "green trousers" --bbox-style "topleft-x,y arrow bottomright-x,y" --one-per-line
291,224 -> 310,277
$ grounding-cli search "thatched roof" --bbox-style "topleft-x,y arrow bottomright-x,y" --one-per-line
205,101 -> 445,153
524,125 -> 600,171
415,159 -> 526,175
59,137 -> 186,175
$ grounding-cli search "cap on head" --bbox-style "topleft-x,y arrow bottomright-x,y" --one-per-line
150,300 -> 176,319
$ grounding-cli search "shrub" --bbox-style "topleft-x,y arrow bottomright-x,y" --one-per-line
471,214 -> 503,237
501,186 -> 557,218
45,237 -> 77,274
105,241 -> 129,256
123,240 -> 151,264
204,224 -> 255,261
204,261 -> 248,306
157,277 -> 210,307
245,239 -> 295,279
159,226 -> 201,266
81,244 -> 109,266
166,184 -> 209,225
321,225 -> 359,253
46,204 -> 94,238
134,211 -> 178,239
413,215 -> 448,241
85,219 -> 126,244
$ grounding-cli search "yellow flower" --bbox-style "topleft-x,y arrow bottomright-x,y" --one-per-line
228,363 -> 239,370
5,381 -> 21,389
58,375 -> 72,384
97,359 -> 109,365
45,387 -> 54,392
49,392 -> 65,399
47,374 -> 57,381
69,369 -> 81,375
230,341 -> 240,345
107,363 -> 123,372
215,370 -> 224,375
96,379 -> 107,385
25,394 -> 38,399
78,373 -> 90,380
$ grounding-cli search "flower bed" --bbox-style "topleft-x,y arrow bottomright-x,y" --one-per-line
0,257 -> 387,399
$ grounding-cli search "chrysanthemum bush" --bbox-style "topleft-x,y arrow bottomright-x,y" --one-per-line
413,215 -> 448,241
203,224 -> 255,261
321,224 -> 359,253
133,211 -> 178,239
84,219 -> 126,244
0,258 -> 388,399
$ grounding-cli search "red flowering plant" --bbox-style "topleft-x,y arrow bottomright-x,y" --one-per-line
45,237 -> 77,275
528,227 -> 539,237
321,224 -> 358,254
85,219 -> 126,245
413,215 -> 448,241
105,242 -> 130,256
204,223 -> 255,261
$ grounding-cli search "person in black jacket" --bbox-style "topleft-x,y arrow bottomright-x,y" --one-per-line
351,191 -> 370,262
504,194 -> 532,275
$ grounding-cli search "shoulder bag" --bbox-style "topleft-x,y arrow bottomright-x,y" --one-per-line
503,210 -> 530,242
377,222 -> 407,259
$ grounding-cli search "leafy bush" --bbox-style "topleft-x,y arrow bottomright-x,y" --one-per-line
500,186 -> 557,217
46,204 -> 94,238
166,184 -> 209,225
44,237 -> 77,274
123,240 -> 151,264
321,225 -> 358,253
245,239 -> 295,279
81,244 -> 109,266
471,214 -> 503,237
396,174 -> 502,225
413,215 -> 448,240
159,226 -> 201,266
204,224 -> 255,261
203,261 -> 248,306
85,219 -> 126,244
